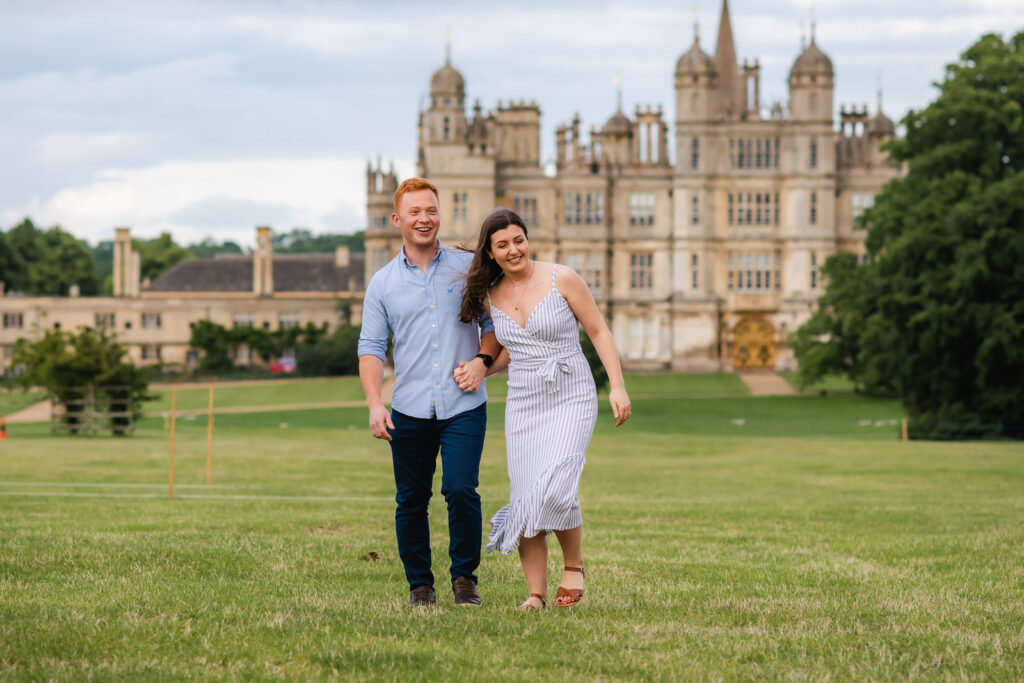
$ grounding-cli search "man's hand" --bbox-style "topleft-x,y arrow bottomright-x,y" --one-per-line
453,357 -> 487,393
368,404 -> 394,441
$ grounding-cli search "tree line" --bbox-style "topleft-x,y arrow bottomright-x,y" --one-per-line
0,222 -> 365,297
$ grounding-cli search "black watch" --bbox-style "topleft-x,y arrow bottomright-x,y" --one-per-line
475,353 -> 494,368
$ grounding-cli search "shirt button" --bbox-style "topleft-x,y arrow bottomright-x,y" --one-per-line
433,344 -> 438,348
430,304 -> 434,308
434,363 -> 439,367
431,324 -> 436,328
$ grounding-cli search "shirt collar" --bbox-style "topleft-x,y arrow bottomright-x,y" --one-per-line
400,240 -> 445,268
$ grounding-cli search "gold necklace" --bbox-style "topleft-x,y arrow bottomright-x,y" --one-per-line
507,262 -> 535,311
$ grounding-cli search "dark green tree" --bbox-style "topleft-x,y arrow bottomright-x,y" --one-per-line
0,230 -> 11,291
188,320 -> 235,373
1,219 -> 98,295
295,324 -> 361,377
11,327 -> 152,434
92,240 -> 115,295
791,31 -> 1024,439
188,238 -> 245,259
273,228 -> 365,253
133,233 -> 192,283
579,329 -> 608,392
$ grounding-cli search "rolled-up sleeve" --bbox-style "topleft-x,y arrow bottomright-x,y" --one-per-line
357,277 -> 389,361
478,309 -> 494,337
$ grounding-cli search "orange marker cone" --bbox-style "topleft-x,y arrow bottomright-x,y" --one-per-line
0,418 -> 7,440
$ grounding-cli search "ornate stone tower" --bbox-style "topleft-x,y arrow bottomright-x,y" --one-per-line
788,30 -> 834,124
423,47 -> 467,147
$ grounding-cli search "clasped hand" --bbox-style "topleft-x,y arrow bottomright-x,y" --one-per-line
453,357 -> 486,393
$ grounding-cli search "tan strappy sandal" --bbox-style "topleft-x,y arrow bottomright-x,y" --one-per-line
517,593 -> 546,611
555,565 -> 585,607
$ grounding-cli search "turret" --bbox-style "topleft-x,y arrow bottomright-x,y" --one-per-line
423,46 -> 467,144
674,28 -> 715,124
366,159 -> 398,232
788,25 -> 834,123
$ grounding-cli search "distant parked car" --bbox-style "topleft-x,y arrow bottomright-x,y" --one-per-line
270,357 -> 297,374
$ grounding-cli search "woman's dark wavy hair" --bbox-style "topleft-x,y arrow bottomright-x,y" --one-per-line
459,208 -> 528,323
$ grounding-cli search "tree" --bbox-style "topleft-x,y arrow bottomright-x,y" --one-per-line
188,238 -> 245,259
579,330 -> 608,392
273,228 -> 365,253
91,240 -> 115,295
1,219 -> 97,295
295,324 -> 360,377
188,320 -> 235,373
788,252 -> 895,395
0,230 -> 12,290
133,233 -> 192,283
791,31 -> 1024,439
11,328 -> 152,433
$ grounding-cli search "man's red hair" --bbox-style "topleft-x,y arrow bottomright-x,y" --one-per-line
393,177 -> 439,213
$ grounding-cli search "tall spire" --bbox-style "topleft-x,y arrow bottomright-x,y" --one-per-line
876,70 -> 883,112
443,28 -> 451,64
714,0 -> 740,118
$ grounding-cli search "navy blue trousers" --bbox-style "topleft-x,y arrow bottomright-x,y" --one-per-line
388,403 -> 486,590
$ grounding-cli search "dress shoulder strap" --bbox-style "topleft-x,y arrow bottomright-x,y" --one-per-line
551,263 -> 558,288
487,273 -> 503,308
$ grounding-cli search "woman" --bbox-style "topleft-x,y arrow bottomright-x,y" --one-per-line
457,208 -> 630,611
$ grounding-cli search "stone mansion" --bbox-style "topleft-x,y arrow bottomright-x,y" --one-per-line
366,0 -> 901,371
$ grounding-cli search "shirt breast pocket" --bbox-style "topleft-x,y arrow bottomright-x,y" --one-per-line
438,282 -> 466,317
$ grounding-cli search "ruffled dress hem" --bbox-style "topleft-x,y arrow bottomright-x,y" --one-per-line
484,453 -> 584,555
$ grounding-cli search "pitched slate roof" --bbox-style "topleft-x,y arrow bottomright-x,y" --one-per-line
146,254 -> 365,293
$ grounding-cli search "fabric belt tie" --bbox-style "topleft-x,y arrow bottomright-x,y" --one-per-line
537,355 -> 572,392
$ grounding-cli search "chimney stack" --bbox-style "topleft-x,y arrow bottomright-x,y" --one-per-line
113,228 -> 141,298
335,245 -> 350,268
253,226 -> 274,296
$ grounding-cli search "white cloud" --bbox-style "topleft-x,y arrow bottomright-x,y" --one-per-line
4,156 -> 415,246
35,130 -> 164,165
226,15 -> 414,57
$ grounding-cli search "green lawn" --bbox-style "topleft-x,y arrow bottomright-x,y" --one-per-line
622,372 -> 749,397
2,389 -> 1023,679
0,389 -> 45,418
146,377 -> 367,413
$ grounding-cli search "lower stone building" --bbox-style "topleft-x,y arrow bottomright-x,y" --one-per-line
0,227 -> 365,374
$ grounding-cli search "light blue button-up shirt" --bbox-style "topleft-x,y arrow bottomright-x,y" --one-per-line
358,243 -> 494,420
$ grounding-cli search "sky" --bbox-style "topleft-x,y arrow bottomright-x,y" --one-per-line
1,0 -> 1021,248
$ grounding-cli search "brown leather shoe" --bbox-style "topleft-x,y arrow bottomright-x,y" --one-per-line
451,576 -> 481,607
409,585 -> 436,607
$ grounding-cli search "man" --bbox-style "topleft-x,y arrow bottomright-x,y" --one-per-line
358,178 -> 500,607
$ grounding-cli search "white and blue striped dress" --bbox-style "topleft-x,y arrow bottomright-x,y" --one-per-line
485,265 -> 598,555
